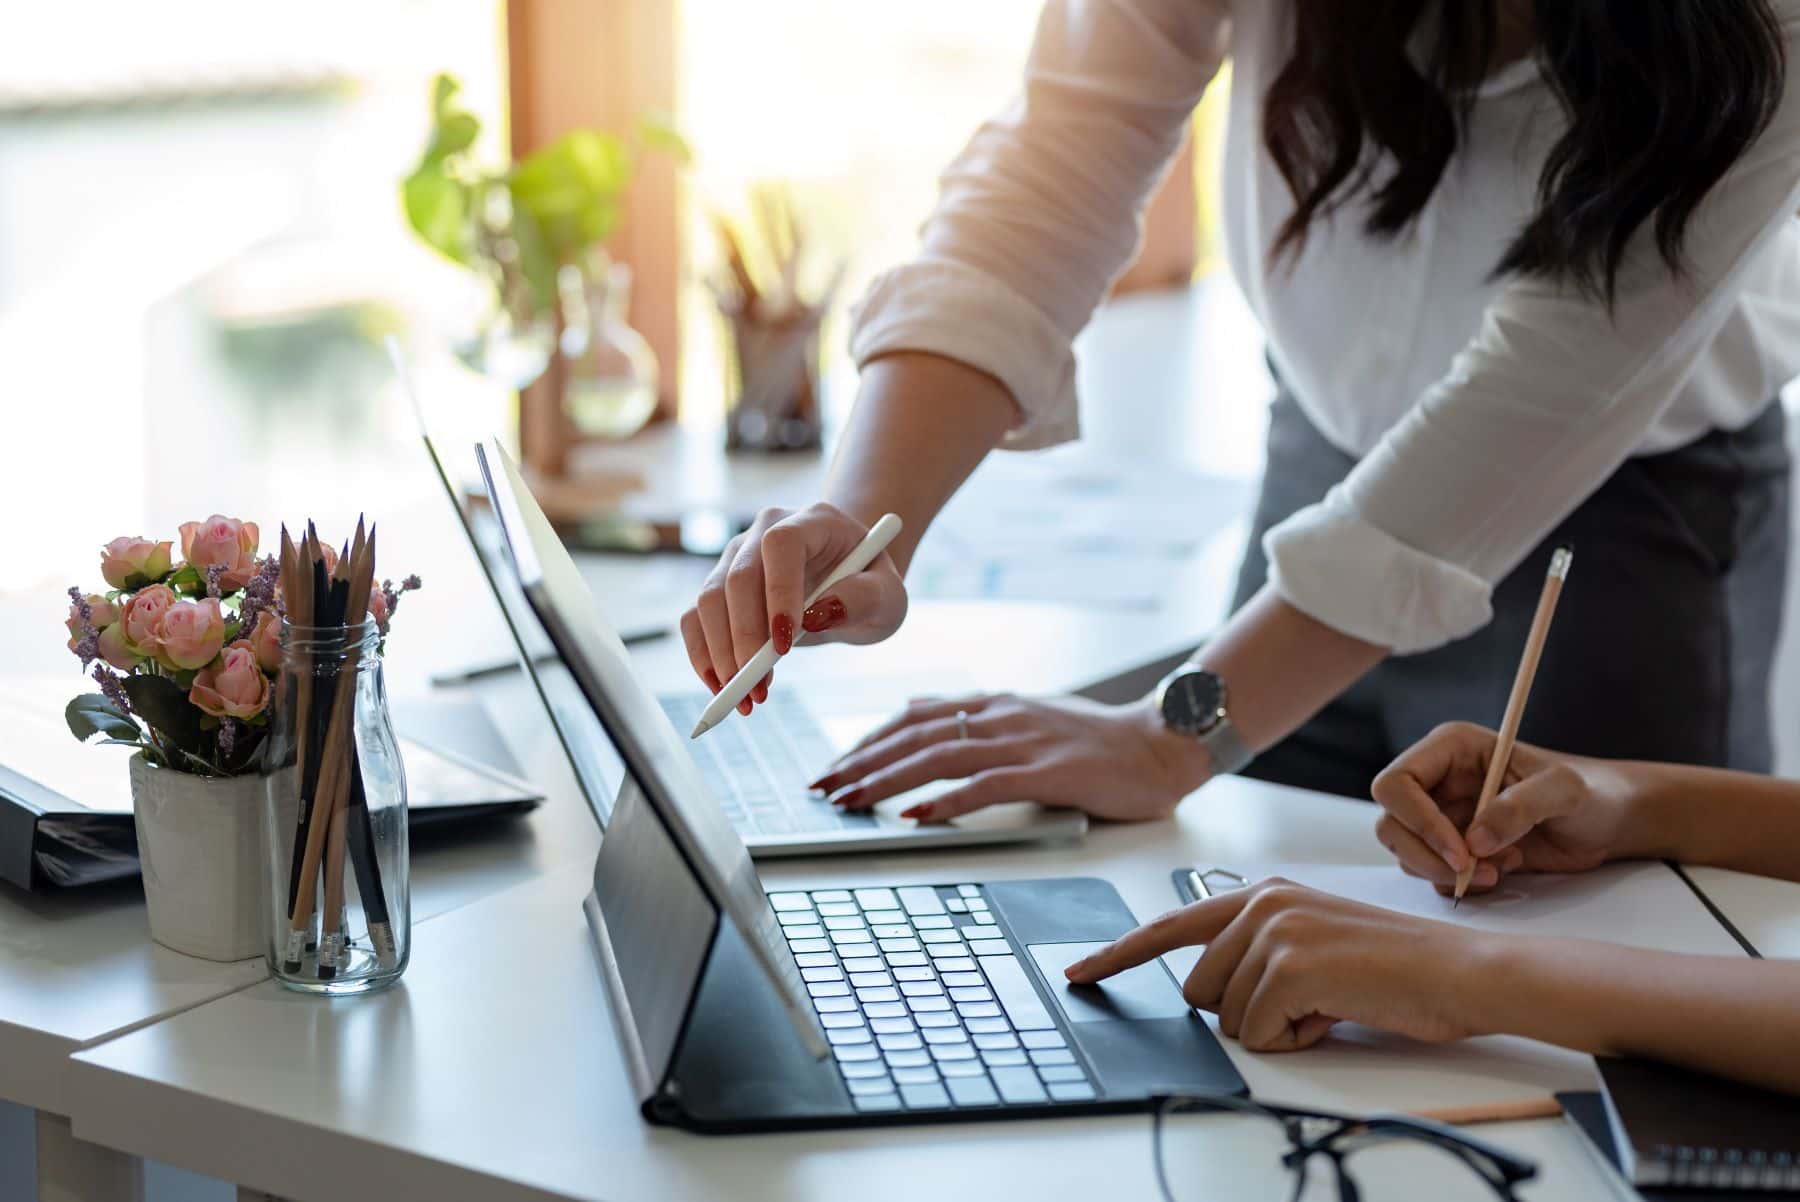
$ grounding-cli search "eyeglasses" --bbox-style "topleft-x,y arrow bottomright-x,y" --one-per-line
1152,1094 -> 1538,1202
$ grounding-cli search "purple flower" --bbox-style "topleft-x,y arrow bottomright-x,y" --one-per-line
204,563 -> 225,599
92,664 -> 132,715
217,717 -> 237,760
236,553 -> 280,630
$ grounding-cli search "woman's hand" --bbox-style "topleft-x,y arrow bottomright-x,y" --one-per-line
1066,879 -> 1500,1051
678,503 -> 907,713
809,693 -> 1211,822
1370,722 -> 1640,895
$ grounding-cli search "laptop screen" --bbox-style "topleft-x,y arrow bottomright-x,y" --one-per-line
476,441 -> 826,1059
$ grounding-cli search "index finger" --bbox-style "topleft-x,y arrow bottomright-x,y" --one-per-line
1372,745 -> 1478,875
1063,892 -> 1251,984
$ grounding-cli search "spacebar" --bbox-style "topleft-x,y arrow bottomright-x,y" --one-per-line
981,955 -> 1055,1030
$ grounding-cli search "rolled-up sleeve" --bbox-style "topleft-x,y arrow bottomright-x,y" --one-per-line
1268,14 -> 1800,654
848,0 -> 1229,450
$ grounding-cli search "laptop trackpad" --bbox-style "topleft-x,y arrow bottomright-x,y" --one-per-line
1027,942 -> 1192,1023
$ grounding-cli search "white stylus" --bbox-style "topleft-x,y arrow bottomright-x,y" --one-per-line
689,513 -> 903,739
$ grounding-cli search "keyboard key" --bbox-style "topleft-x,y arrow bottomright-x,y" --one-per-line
846,1075 -> 895,1096
849,972 -> 893,988
969,913 -> 999,927
972,1033 -> 1019,1050
982,1049 -> 1029,1067
808,981 -> 850,998
979,956 -> 1055,1029
885,952 -> 928,968
934,957 -> 977,973
901,1083 -> 952,1110
835,1044 -> 880,1062
857,987 -> 900,1004
919,929 -> 963,945
931,1044 -> 978,1062
949,987 -> 993,1003
922,1027 -> 970,1045
885,1049 -> 931,1068
851,1093 -> 902,1112
913,915 -> 954,930
892,966 -> 935,982
898,886 -> 946,916
789,939 -> 831,954
863,910 -> 905,926
938,1059 -> 988,1078
820,1012 -> 866,1029
1020,1031 -> 1067,1050
915,1011 -> 959,1028
816,901 -> 858,917
1030,1049 -> 1077,1067
864,1002 -> 907,1019
958,884 -> 982,898
802,967 -> 844,983
794,953 -> 837,969
991,1066 -> 1048,1104
941,971 -> 984,988
823,915 -> 867,931
840,952 -> 882,971
871,925 -> 912,940
831,929 -> 874,945
909,996 -> 952,1013
900,979 -> 943,997
1039,1064 -> 1088,1083
947,1076 -> 1000,1107
927,945 -> 970,960
893,1066 -> 940,1085
855,888 -> 899,911
957,1003 -> 1002,1020
812,890 -> 853,903
946,898 -> 968,913
840,1060 -> 889,1079
827,1027 -> 872,1045
879,938 -> 921,953
965,1016 -> 1010,1034
968,939 -> 1012,957
1048,1082 -> 1097,1102
968,898 -> 990,912
870,1017 -> 914,1035
878,1033 -> 923,1051
777,910 -> 819,926
784,925 -> 826,941
770,893 -> 812,911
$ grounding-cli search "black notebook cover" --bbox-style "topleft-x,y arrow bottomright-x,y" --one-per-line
1561,1091 -> 1800,1200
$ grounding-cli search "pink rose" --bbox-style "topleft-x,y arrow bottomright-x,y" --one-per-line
367,587 -> 390,635
96,623 -> 139,670
118,584 -> 178,656
249,610 -> 284,673
64,594 -> 121,651
189,643 -> 270,720
154,598 -> 226,671
100,537 -> 173,590
178,515 -> 260,592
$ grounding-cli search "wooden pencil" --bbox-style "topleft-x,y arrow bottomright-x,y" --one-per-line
1411,1096 -> 1564,1127
317,522 -> 370,978
1453,546 -> 1574,902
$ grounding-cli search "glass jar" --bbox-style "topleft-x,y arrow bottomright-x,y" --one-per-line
723,305 -> 824,453
449,184 -> 556,390
261,621 -> 410,994
558,251 -> 660,439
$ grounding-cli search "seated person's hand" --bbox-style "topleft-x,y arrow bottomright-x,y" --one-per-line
1065,879 -> 1493,1051
679,503 -> 907,714
809,693 -> 1207,823
1371,721 -> 1638,895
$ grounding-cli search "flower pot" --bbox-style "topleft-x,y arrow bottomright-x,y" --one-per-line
129,753 -> 268,962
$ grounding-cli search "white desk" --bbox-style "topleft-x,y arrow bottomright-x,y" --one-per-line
63,776 -> 1629,1202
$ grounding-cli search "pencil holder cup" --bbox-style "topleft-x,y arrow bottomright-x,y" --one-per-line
261,621 -> 410,994
723,307 -> 824,453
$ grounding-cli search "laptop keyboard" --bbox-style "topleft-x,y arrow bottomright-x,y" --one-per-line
768,883 -> 1098,1112
661,692 -> 875,836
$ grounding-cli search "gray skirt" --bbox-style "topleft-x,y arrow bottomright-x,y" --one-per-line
1231,390 -> 1792,800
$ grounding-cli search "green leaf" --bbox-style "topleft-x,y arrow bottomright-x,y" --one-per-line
165,563 -> 204,596
509,131 -> 632,264
636,113 -> 692,164
402,165 -> 472,265
432,73 -> 460,118
121,674 -> 207,760
424,111 -> 479,165
508,198 -> 558,311
66,694 -> 141,743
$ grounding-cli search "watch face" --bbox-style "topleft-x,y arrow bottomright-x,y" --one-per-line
1163,670 -> 1225,736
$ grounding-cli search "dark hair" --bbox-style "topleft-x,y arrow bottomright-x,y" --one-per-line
1263,1 -> 1788,305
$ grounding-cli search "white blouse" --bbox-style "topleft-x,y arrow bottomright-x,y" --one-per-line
848,0 -> 1800,653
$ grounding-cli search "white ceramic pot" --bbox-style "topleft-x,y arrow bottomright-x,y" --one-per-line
129,753 -> 267,962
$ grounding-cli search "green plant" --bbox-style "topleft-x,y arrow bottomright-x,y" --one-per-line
401,74 -> 688,309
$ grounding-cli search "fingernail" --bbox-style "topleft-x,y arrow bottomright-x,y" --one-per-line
808,774 -> 833,793
1434,840 -> 1469,872
1065,956 -> 1094,979
737,697 -> 753,716
801,595 -> 847,634
900,803 -> 933,821
771,613 -> 794,656
753,680 -> 769,704
833,787 -> 865,810
1467,828 -> 1497,857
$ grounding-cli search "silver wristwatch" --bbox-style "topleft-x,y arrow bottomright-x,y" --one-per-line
1154,664 -> 1253,776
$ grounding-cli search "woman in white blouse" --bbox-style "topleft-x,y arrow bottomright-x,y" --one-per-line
680,0 -> 1800,818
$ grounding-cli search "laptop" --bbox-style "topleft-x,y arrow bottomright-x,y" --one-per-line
477,439 -> 1245,1130
408,397 -> 1085,855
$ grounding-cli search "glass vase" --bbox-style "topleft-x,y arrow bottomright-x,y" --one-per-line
449,184 -> 556,390
558,251 -> 659,439
261,620 -> 410,994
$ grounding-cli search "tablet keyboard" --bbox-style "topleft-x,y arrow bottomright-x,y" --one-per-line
768,883 -> 1097,1111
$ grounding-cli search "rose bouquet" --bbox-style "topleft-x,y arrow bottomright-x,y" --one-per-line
63,516 -> 421,777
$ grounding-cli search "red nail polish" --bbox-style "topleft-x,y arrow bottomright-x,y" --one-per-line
900,803 -> 934,821
801,595 -> 847,634
807,775 -> 832,793
771,613 -> 794,656
753,680 -> 769,704
703,669 -> 721,695
737,697 -> 753,716
834,787 -> 864,809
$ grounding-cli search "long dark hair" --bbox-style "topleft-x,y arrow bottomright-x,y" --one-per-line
1264,1 -> 1788,305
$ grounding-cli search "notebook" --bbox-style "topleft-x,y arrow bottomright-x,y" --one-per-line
1562,1089 -> 1800,1200
1592,1056 -> 1800,1192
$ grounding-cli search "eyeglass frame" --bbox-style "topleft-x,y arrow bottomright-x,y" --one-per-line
1151,1092 -> 1539,1202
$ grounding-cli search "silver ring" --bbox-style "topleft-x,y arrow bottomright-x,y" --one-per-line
954,709 -> 970,741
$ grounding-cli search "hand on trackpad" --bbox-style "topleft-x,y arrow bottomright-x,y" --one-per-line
1028,942 -> 1193,1023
